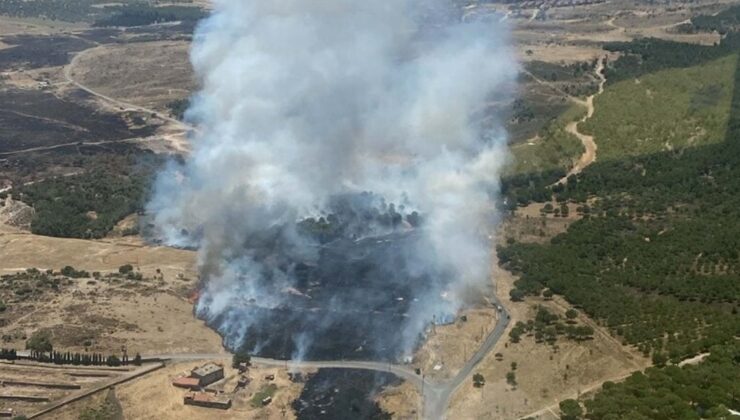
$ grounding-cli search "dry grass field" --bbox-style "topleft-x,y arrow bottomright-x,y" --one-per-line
0,224 -> 223,355
69,41 -> 196,113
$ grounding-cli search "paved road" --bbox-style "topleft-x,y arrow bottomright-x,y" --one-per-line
146,301 -> 510,420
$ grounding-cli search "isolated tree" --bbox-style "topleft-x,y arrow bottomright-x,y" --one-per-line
472,373 -> 486,388
510,289 -> 525,302
118,264 -> 134,275
506,371 -> 517,387
133,353 -> 142,366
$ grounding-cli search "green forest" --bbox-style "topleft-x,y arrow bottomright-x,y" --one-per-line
13,152 -> 161,239
501,29 -> 740,418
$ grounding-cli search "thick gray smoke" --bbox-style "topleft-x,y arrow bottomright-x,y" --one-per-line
148,0 -> 516,360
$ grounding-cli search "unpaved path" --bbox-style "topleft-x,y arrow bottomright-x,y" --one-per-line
519,370 -> 636,420
64,46 -> 192,154
555,57 -> 606,185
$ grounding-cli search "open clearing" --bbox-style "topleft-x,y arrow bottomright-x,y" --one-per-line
69,41 -> 196,113
0,224 -> 223,355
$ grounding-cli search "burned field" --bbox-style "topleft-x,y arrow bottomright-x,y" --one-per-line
209,232 -> 436,361
0,88 -> 156,154
195,196 -> 453,362
292,369 -> 397,420
0,35 -> 93,71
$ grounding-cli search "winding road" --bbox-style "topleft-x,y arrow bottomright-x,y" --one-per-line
63,46 -> 192,154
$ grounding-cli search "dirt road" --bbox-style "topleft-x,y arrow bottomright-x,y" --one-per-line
555,57 -> 606,185
63,47 -> 192,154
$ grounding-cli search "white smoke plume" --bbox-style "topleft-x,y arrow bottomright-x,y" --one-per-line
148,0 -> 516,359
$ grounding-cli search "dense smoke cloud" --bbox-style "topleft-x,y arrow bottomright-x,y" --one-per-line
148,0 -> 516,360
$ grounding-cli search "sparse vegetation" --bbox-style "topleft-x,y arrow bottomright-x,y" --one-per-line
26,330 -> 53,353
250,383 -> 278,408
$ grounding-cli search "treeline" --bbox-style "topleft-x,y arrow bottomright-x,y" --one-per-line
601,34 -> 740,84
0,349 -> 18,360
0,0 -> 94,22
690,5 -> 740,34
94,4 -> 206,27
29,350 -> 141,367
297,193 -> 421,244
569,343 -> 739,419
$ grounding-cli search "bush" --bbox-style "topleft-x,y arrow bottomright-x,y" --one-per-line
26,330 -> 52,353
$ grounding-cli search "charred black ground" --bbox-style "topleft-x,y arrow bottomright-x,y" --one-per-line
198,194 -> 454,361
292,369 -> 397,420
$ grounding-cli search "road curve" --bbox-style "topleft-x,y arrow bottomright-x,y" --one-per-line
64,47 -> 190,131
555,57 -> 606,185
146,302 -> 510,420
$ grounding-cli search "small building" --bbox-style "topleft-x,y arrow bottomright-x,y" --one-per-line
184,391 -> 232,410
264,374 -> 275,381
172,376 -> 201,390
191,363 -> 224,387
237,362 -> 249,373
237,376 -> 251,388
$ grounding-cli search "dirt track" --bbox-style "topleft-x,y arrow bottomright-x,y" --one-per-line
64,46 -> 192,154
556,57 -> 606,185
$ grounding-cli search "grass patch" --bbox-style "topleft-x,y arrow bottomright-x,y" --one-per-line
581,54 -> 737,161
250,383 -> 278,408
507,102 -> 586,176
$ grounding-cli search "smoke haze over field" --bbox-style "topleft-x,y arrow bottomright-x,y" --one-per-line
148,0 -> 516,359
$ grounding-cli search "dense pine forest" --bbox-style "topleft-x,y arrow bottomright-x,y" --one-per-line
501,26 -> 740,419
